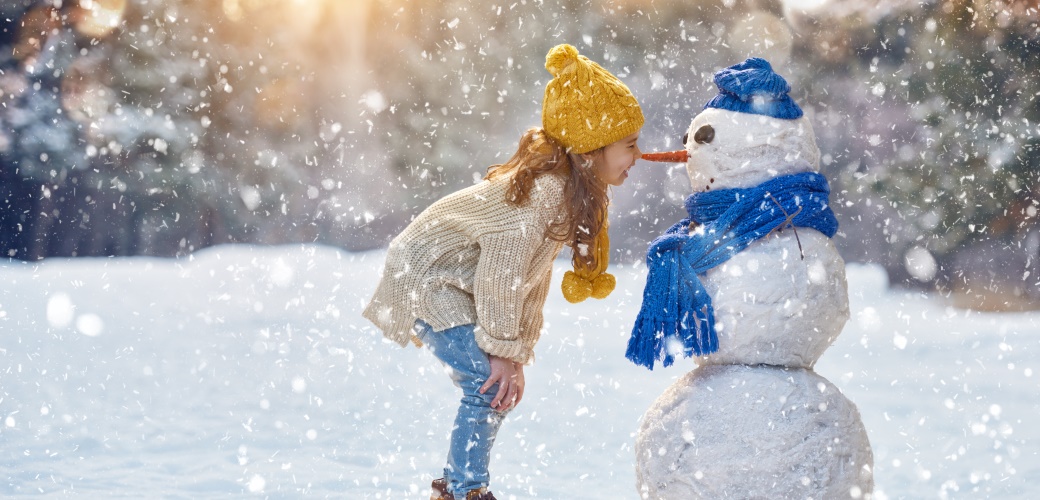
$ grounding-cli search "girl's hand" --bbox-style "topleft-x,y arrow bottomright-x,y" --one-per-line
512,362 -> 525,408
480,355 -> 524,411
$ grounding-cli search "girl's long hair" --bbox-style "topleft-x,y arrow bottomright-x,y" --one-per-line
485,127 -> 608,274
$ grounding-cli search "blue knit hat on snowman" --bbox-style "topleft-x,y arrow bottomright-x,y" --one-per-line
703,57 -> 803,120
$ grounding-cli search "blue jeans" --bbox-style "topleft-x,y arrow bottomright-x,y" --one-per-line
415,320 -> 507,498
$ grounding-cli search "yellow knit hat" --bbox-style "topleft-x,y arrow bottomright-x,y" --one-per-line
542,44 -> 644,154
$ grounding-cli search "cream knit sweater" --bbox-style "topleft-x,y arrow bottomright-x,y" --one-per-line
362,172 -> 567,364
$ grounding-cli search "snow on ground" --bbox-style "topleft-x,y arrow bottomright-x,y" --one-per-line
0,244 -> 1037,498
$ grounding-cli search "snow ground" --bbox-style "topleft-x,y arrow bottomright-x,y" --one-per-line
1,244 -> 1037,499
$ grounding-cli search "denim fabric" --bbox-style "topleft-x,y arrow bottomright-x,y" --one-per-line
416,320 -> 507,498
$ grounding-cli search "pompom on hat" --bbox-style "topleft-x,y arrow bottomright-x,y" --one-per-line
703,57 -> 803,120
542,44 -> 644,154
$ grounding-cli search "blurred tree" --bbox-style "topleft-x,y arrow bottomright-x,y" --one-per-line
790,0 -> 1040,307
0,0 -> 347,258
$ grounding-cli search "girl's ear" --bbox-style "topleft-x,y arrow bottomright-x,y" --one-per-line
580,151 -> 600,168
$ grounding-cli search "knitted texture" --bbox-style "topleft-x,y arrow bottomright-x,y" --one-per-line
542,44 -> 644,154
703,57 -> 803,120
363,174 -> 567,365
626,172 -> 838,370
561,217 -> 615,303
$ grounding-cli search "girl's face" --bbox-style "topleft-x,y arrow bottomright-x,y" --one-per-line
586,130 -> 641,186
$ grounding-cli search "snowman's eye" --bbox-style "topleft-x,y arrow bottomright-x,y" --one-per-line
682,132 -> 689,146
694,125 -> 715,144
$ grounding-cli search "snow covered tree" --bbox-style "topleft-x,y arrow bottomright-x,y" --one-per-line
1,0 -> 358,258
790,0 -> 1040,307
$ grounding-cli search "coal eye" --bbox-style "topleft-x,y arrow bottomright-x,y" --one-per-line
682,132 -> 689,146
694,124 -> 715,144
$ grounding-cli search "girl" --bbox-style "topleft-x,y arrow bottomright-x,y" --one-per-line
362,44 -> 643,500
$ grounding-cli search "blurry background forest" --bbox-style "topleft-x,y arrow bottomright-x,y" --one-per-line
1,0 -> 1038,309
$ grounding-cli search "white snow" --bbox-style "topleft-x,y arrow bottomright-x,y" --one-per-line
1,244 -> 1037,498
636,365 -> 872,498
697,229 -> 849,368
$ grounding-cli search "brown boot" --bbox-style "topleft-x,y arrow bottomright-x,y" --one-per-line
430,478 -> 453,500
464,487 -> 497,500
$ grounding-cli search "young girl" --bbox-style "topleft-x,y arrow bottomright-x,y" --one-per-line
362,44 -> 643,500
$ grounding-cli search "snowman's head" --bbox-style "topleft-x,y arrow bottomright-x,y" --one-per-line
645,58 -> 820,192
684,108 -> 819,192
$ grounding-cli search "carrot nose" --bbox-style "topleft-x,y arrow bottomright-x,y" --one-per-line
641,150 -> 689,163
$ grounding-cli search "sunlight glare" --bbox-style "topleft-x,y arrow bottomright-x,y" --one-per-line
224,0 -> 326,32
222,0 -> 245,23
782,0 -> 831,11
73,0 -> 127,38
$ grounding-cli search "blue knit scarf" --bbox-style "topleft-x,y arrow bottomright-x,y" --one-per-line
626,171 -> 839,370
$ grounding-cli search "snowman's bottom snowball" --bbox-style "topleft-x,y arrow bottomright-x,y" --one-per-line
635,364 -> 873,499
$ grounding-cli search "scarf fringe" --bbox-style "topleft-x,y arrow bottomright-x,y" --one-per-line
627,266 -> 719,369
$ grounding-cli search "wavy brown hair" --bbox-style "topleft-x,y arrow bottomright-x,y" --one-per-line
485,127 -> 609,273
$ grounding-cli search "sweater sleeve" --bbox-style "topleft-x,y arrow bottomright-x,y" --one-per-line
516,264 -> 553,364
471,225 -> 543,363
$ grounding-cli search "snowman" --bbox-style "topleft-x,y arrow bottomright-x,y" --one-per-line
628,58 -> 874,498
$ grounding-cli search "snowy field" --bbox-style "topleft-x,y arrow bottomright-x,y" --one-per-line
1,244 -> 1037,499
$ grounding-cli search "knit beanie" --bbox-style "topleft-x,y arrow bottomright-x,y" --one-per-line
703,57 -> 803,120
542,44 -> 644,154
